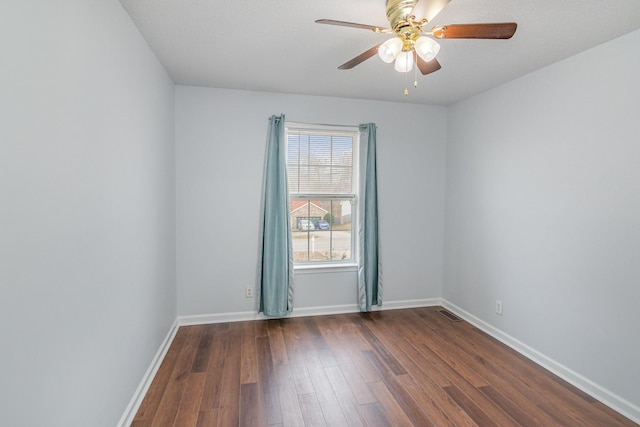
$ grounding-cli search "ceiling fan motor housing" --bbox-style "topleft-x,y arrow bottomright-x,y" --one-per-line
386,0 -> 420,29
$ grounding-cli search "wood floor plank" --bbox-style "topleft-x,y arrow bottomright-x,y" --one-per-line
240,321 -> 258,385
592,401 -> 640,427
402,312 -> 490,388
358,311 -> 453,388
359,402 -> 393,427
136,307 -> 639,427
327,315 -> 382,385
297,392 -> 327,427
396,374 -> 467,427
324,365 -> 366,426
279,318 -> 306,366
173,372 -> 207,427
318,315 -> 377,404
150,326 -> 203,427
351,314 -> 407,376
343,314 -> 376,351
239,382 -> 262,427
304,317 -> 338,367
267,319 -> 290,367
272,364 -> 306,427
398,310 -> 489,388
479,385 -> 538,427
133,327 -> 189,424
443,384 -> 507,427
199,325 -> 229,411
254,317 -> 269,338
290,318 -> 318,360
256,335 -> 283,425
331,353 -> 377,405
362,350 -> 437,427
191,326 -> 214,373
289,362 -> 315,396
367,381 -> 414,427
195,409 -> 218,427
303,346 -> 349,426
279,318 -> 316,396
216,323 -> 242,426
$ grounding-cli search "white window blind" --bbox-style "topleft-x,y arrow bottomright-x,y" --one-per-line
287,132 -> 355,195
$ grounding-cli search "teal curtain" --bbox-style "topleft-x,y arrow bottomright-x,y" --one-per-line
357,123 -> 382,312
259,114 -> 294,316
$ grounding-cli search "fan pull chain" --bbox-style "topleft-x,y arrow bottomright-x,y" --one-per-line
403,51 -> 419,96
404,71 -> 409,96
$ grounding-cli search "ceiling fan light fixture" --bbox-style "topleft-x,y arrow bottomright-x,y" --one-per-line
394,50 -> 414,72
378,37 -> 403,63
316,1 -> 518,89
414,36 -> 440,62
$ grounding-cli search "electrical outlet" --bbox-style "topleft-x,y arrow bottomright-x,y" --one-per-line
245,286 -> 254,298
495,300 -> 503,315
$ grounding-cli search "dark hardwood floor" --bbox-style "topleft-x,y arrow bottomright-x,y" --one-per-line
132,307 -> 637,426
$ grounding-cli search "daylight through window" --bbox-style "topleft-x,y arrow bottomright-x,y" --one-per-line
286,124 -> 358,264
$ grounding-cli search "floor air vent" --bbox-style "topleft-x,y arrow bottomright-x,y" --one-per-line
438,309 -> 462,322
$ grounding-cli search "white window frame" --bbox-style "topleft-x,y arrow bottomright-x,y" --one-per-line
285,122 -> 359,270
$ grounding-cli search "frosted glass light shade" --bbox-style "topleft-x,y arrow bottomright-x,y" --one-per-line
414,37 -> 440,62
394,51 -> 414,72
378,37 -> 402,63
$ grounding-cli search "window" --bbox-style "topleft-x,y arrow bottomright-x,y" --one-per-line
286,123 -> 359,265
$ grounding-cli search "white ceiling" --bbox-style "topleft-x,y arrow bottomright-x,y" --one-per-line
120,0 -> 640,106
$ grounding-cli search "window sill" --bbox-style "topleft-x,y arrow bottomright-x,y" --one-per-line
294,262 -> 358,275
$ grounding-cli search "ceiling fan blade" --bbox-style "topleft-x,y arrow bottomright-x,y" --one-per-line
411,0 -> 451,22
315,19 -> 391,33
416,56 -> 441,75
431,23 -> 517,39
338,44 -> 382,70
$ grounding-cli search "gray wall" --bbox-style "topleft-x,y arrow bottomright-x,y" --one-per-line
0,2 -> 176,426
444,29 -> 640,408
175,87 -> 447,316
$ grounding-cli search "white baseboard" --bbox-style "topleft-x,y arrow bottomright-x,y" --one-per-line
373,298 -> 442,311
178,298 -> 441,326
117,319 -> 179,427
441,299 -> 640,425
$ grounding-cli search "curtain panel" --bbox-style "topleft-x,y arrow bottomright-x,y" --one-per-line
258,114 -> 294,316
357,123 -> 382,312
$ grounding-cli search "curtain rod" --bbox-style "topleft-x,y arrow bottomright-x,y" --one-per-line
282,120 -> 361,130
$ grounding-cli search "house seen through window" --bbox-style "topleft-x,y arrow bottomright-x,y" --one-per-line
286,124 -> 358,264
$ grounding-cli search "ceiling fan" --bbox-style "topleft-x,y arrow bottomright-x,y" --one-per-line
316,0 -> 517,91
